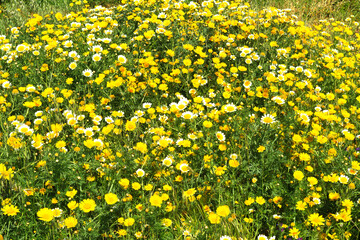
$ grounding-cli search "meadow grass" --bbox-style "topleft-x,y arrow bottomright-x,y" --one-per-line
248,0 -> 360,24
0,0 -> 360,239
1,0 -> 359,32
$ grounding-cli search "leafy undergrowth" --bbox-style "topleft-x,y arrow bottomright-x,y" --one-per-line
0,0 -> 360,239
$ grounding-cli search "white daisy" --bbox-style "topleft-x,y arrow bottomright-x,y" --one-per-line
261,114 -> 276,124
82,69 -> 93,77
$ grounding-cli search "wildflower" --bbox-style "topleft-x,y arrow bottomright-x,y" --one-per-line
289,227 -> 300,238
69,62 -> 77,70
149,194 -> 163,207
82,69 -> 93,77
216,131 -> 226,142
243,80 -> 252,88
258,235 -> 268,240
272,96 -> 285,105
203,120 -> 213,128
84,128 -> 94,137
161,218 -> 172,227
135,232 -> 142,238
79,199 -> 96,213
216,205 -> 230,217
118,229 -> 127,236
183,188 -> 196,198
256,196 -> 266,205
208,212 -> 221,224
142,102 -> 152,108
182,111 -> 196,120
229,159 -> 239,168
136,169 -> 145,177
261,114 -> 276,124
64,216 -> 78,228
134,142 -> 148,154
293,170 -> 304,181
299,153 -> 311,162
52,208 -> 62,218
257,145 -> 265,152
37,208 -> 54,222
118,55 -> 127,64
125,121 -> 136,131
179,163 -> 189,173
1,205 -> 19,216
308,213 -> 325,227
67,201 -> 78,210
68,51 -> 78,58
296,201 -> 307,211
92,53 -> 101,62
124,218 -> 135,226
66,189 -> 77,199
273,214 -> 281,219
339,175 -> 349,184
220,236 -> 232,240
162,156 -> 173,167
329,192 -> 340,201
307,177 -> 318,186
342,199 -> 354,209
16,44 -> 28,53
183,59 -> 192,67
105,193 -> 119,205
223,103 -> 237,113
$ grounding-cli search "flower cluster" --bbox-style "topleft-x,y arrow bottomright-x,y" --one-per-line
0,0 -> 359,239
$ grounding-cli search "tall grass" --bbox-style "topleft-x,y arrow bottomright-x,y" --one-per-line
1,0 -> 359,33
0,0 -> 71,33
248,0 -> 360,24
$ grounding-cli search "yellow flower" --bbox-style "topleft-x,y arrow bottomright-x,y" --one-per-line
134,142 -> 148,153
299,153 -> 311,162
125,120 -> 136,131
216,205 -> 230,217
64,216 -> 78,228
208,212 -> 221,224
255,196 -> 266,205
37,208 -> 54,222
79,199 -> 96,213
66,189 -> 77,199
119,178 -> 130,189
308,213 -> 325,227
245,197 -> 255,206
329,192 -> 340,201
124,218 -> 135,227
342,199 -> 354,209
132,182 -> 141,190
293,170 -> 304,181
183,59 -> 192,67
124,218 -> 135,226
228,159 -> 239,168
117,229 -> 127,236
203,120 -> 213,128
257,145 -> 265,152
307,177 -> 318,186
183,188 -> 196,198
105,193 -> 119,205
289,227 -> 300,238
213,165 -> 227,176
149,194 -> 163,207
296,201 -> 307,211
1,204 -> 19,216
67,201 -> 78,210
161,218 -> 172,227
